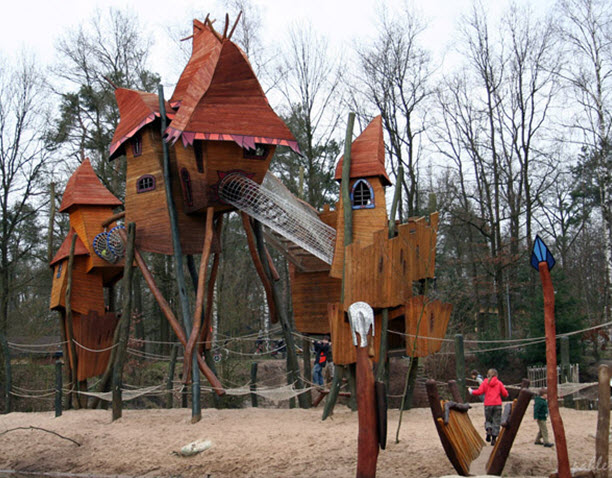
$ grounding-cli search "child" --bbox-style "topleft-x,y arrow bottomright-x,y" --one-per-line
471,369 -> 485,402
534,388 -> 554,447
468,368 -> 509,446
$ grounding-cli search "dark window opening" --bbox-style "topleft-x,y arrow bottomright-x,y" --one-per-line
194,141 -> 204,173
243,143 -> 269,160
132,133 -> 142,157
181,168 -> 193,206
137,174 -> 156,193
351,179 -> 374,209
56,262 -> 63,279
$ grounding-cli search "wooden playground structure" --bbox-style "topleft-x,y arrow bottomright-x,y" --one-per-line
48,13 -> 455,478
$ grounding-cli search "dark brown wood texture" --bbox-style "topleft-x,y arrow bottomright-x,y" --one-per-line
405,297 -> 453,357
334,116 -> 390,186
486,389 -> 533,475
290,265 -> 341,334
328,303 -> 382,365
59,159 -> 123,213
73,311 -> 119,381
356,345 -> 379,478
330,178 -> 389,279
339,214 -> 439,309
174,141 -> 208,213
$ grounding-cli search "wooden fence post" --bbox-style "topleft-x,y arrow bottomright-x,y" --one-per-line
55,360 -> 63,417
596,364 -> 610,478
166,343 -> 178,409
112,222 -> 135,421
455,334 -> 466,402
250,362 -> 258,408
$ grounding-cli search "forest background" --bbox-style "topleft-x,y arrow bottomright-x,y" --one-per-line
1,0 -> 611,411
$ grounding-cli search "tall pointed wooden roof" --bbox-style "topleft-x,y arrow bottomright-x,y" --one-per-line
334,116 -> 391,186
49,229 -> 90,266
59,158 -> 123,212
109,88 -> 175,160
165,17 -> 299,153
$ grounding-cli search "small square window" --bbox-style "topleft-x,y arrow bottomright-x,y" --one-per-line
137,174 -> 156,193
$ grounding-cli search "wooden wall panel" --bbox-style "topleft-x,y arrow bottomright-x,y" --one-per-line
328,302 -> 382,365
73,311 -> 119,381
70,258 -> 105,316
174,141 -> 208,213
49,260 -> 68,310
290,265 -> 341,334
404,297 -> 452,358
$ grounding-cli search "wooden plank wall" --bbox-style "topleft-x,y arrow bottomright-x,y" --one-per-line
73,311 -> 119,381
50,258 -> 105,315
49,260 -> 68,310
330,178 -> 388,279
291,265 -> 341,334
404,296 -> 453,357
343,213 -> 439,310
328,302 -> 382,365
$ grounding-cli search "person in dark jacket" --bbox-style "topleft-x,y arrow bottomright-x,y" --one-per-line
313,335 -> 330,386
468,368 -> 509,446
534,388 -> 554,447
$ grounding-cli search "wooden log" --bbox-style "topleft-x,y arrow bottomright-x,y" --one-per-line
455,334 -> 466,402
596,364 -> 610,478
159,84 -> 201,422
47,182 -> 56,263
388,165 -> 403,238
183,208 -> 214,382
322,365 -> 345,420
561,336 -> 570,383
112,222 -> 135,421
65,234 -> 81,409
375,381 -> 387,450
250,362 -> 258,408
55,360 -> 63,417
486,388 -> 533,475
375,308 -> 389,383
347,363 -> 358,411
200,216 -> 224,352
448,380 -> 463,404
356,345 -> 379,478
302,335 -> 312,408
426,379 -> 466,476
340,112 -> 355,304
0,332 -> 12,413
101,211 -> 125,228
119,228 -> 224,395
166,344 -> 178,409
539,262 -> 571,478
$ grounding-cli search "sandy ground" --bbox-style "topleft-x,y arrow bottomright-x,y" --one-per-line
0,403 -> 601,477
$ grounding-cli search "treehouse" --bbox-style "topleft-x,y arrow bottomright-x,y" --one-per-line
49,158 -> 123,380
288,116 -> 452,365
109,17 -> 298,255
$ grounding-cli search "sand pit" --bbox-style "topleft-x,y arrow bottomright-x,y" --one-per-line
0,403 -> 600,477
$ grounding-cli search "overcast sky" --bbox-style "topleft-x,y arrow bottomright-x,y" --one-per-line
2,0 -> 555,84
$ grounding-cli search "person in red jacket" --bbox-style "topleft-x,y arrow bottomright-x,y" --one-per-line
468,368 -> 509,446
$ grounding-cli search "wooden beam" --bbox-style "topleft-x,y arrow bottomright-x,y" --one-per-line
101,211 -> 125,228
65,234 -> 81,409
596,364 -> 610,478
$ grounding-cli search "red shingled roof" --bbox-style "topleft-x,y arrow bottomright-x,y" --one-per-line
165,19 -> 298,153
109,88 -> 176,160
334,115 -> 391,186
59,158 -> 123,212
50,229 -> 90,266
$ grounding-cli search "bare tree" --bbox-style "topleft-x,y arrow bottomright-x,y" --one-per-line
0,54 -> 51,411
354,5 -> 432,218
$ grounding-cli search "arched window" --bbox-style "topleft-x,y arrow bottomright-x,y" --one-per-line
351,179 -> 374,209
243,143 -> 269,160
136,174 -> 156,193
180,168 -> 193,207
132,132 -> 142,157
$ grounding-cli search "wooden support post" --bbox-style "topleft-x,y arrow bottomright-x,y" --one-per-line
455,334 -> 466,402
112,222 -> 135,421
47,182 -> 56,263
375,309 -> 389,383
158,85 -> 201,423
448,380 -> 463,403
560,336 -> 570,383
388,165 -> 403,238
166,344 -> 179,409
403,357 -> 419,410
65,234 -> 81,409
55,360 -> 63,417
596,364 -> 610,478
250,362 -> 258,408
250,219 -> 308,409
340,113 -> 355,305
0,332 -> 11,414
348,302 -> 379,478
538,261 -> 571,478
322,365 -> 345,420
486,388 -> 534,475
302,336 -> 312,408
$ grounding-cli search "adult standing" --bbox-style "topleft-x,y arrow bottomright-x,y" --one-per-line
313,335 -> 331,386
